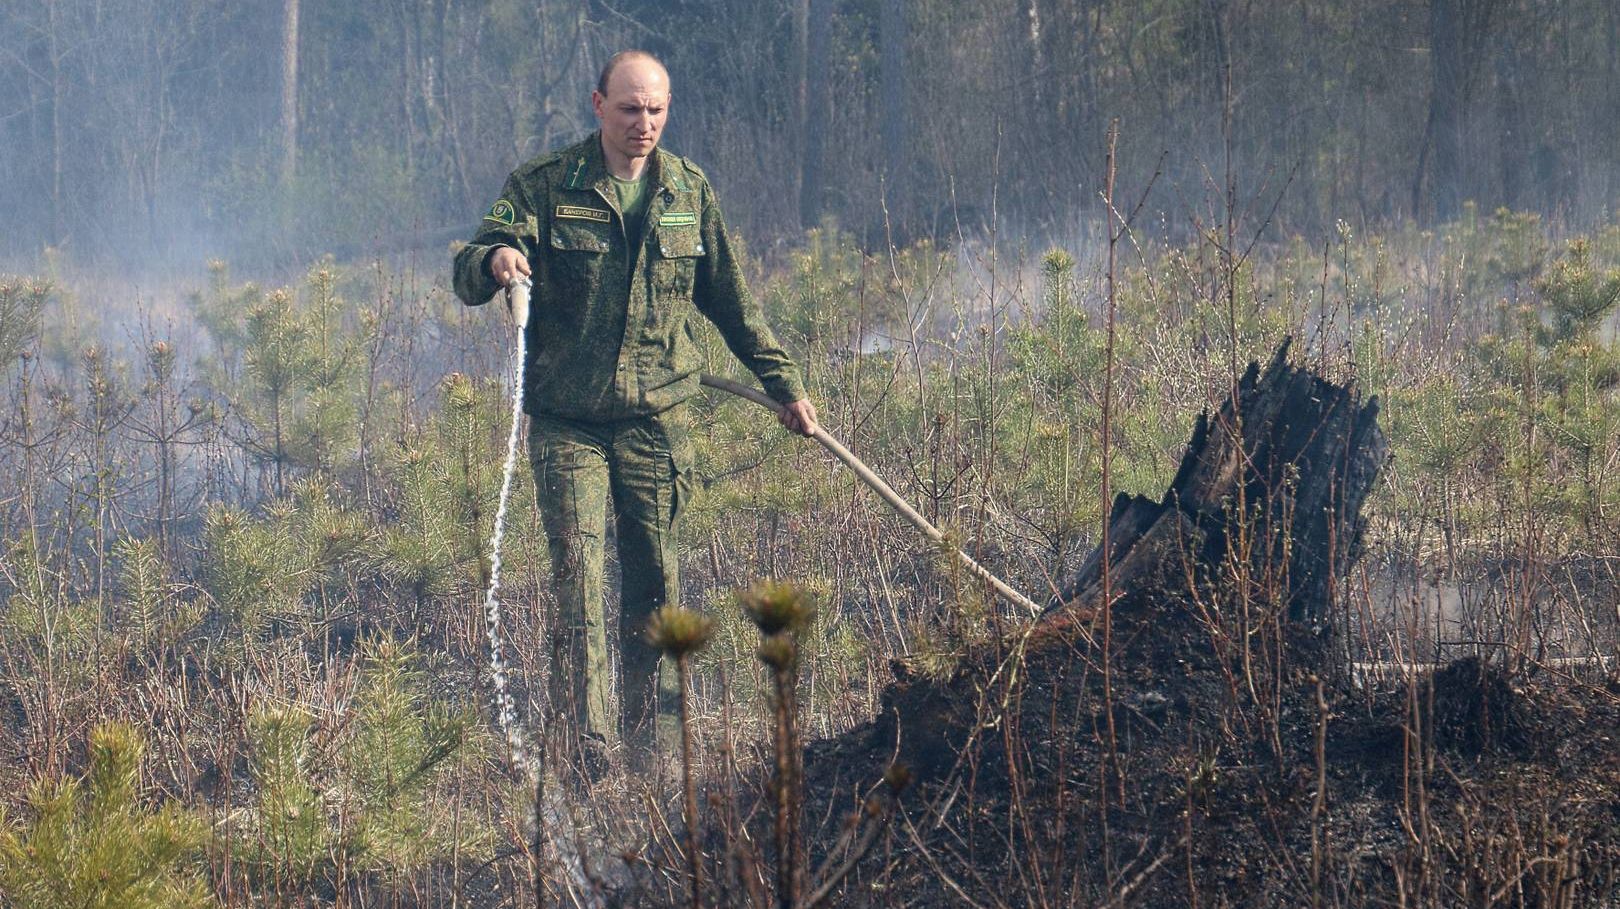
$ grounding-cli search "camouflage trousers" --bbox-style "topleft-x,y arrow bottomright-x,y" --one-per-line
528,405 -> 693,758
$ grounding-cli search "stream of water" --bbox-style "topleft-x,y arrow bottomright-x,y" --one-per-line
483,280 -> 535,777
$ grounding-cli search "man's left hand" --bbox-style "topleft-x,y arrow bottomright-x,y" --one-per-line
779,398 -> 820,437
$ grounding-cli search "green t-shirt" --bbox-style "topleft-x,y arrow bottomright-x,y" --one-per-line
610,171 -> 651,238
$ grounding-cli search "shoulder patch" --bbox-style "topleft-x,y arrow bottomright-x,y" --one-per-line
484,199 -> 517,225
555,204 -> 611,224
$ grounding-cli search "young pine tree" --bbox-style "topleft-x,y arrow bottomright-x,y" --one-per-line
0,722 -> 211,909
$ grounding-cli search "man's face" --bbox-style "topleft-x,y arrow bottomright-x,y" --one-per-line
592,59 -> 670,164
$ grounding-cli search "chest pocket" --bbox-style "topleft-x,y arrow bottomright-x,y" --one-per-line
653,224 -> 705,303
552,217 -> 611,252
550,216 -> 612,293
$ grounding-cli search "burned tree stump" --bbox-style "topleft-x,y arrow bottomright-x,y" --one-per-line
1050,339 -> 1388,628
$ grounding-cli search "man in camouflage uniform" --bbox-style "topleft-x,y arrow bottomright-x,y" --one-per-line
452,50 -> 818,771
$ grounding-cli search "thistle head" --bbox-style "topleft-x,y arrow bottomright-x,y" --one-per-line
883,762 -> 913,793
739,580 -> 815,637
645,605 -> 714,659
756,635 -> 797,670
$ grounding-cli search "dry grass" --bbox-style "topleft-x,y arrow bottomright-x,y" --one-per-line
0,206 -> 1616,906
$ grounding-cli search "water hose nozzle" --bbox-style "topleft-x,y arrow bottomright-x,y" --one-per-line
505,277 -> 532,330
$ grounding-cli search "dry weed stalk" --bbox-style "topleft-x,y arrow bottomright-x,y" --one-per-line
648,605 -> 717,909
741,581 -> 815,909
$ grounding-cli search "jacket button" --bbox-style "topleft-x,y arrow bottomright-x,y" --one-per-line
662,190 -> 674,204
661,246 -> 670,255
696,245 -> 704,254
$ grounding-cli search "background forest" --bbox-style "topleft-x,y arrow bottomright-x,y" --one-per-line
2,0 -> 1619,267
2,0 -> 1620,907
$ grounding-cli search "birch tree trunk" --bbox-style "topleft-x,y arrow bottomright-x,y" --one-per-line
280,0 -> 300,184
799,0 -> 832,229
48,0 -> 65,246
880,0 -> 908,235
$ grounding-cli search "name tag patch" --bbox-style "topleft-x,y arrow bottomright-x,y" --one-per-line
659,211 -> 697,227
555,205 -> 611,223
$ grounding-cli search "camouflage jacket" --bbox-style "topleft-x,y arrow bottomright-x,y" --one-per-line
452,132 -> 807,421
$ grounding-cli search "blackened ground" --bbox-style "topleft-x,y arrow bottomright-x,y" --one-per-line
798,586 -> 1620,908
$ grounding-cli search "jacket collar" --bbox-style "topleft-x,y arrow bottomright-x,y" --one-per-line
561,131 -> 690,195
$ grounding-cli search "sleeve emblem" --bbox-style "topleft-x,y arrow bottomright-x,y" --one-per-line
485,199 -> 517,225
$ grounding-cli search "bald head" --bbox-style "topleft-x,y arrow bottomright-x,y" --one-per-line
597,50 -> 669,97
592,51 -> 672,176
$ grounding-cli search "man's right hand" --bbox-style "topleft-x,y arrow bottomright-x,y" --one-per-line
487,247 -> 531,287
